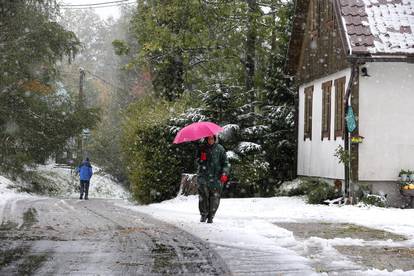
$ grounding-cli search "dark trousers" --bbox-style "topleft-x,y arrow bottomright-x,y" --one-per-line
198,184 -> 221,219
80,180 -> 90,199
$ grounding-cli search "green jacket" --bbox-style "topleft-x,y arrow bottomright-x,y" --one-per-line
196,143 -> 230,189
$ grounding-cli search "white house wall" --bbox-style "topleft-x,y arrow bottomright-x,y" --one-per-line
359,62 -> 414,181
297,68 -> 351,179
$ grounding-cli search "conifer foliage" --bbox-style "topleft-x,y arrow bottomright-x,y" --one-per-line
117,0 -> 296,201
0,1 -> 99,175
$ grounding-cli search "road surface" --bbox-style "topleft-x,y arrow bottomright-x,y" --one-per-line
0,197 -> 230,275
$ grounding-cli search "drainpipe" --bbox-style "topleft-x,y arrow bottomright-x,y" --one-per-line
344,63 -> 358,202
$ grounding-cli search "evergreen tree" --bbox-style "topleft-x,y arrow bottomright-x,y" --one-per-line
118,0 -> 296,200
0,0 -> 99,175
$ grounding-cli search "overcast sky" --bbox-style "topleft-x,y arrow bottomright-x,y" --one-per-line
59,0 -> 135,20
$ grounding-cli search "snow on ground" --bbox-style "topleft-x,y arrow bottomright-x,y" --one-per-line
0,164 -> 129,227
0,175 -> 31,200
0,163 -> 129,221
35,163 -> 129,199
3,166 -> 414,274
120,195 -> 414,275
0,175 -> 34,219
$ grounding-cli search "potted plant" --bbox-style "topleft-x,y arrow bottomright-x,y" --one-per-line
409,170 -> 414,182
399,169 -> 409,182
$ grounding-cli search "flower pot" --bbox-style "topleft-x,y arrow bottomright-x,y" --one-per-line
401,189 -> 414,197
401,174 -> 408,182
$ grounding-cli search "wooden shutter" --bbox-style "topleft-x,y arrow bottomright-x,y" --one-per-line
321,80 -> 332,140
304,86 -> 313,140
334,77 -> 346,139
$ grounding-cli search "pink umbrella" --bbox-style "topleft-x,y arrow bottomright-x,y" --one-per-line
173,122 -> 224,144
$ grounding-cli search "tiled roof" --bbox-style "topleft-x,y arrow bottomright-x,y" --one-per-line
339,0 -> 414,55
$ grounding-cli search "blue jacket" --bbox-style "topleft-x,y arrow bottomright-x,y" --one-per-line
77,161 -> 93,181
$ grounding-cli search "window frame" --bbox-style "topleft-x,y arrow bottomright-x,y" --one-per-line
321,80 -> 332,140
304,86 -> 314,141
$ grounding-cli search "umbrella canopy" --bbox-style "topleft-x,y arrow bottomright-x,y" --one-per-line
173,122 -> 223,144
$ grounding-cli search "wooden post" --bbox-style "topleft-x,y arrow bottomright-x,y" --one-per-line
77,68 -> 85,161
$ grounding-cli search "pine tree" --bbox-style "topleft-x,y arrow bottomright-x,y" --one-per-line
0,1 -> 99,175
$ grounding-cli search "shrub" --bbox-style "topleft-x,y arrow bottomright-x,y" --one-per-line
8,171 -> 61,196
121,95 -> 188,204
360,194 -> 387,207
230,154 -> 269,197
287,185 -> 307,196
307,184 -> 337,204
291,178 -> 339,204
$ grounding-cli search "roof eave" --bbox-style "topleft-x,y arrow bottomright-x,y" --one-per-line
347,53 -> 414,63
333,0 -> 351,58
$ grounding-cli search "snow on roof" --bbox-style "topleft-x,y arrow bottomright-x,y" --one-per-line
339,0 -> 414,55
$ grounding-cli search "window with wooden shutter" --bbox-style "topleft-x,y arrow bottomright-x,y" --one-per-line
321,80 -> 332,140
334,77 -> 346,139
304,86 -> 313,140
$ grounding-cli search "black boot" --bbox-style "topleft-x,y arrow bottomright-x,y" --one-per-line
200,215 -> 207,222
207,216 -> 213,223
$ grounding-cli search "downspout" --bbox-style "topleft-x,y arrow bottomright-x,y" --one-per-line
333,0 -> 355,200
343,63 -> 358,201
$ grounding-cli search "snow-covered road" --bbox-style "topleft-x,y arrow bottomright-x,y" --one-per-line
0,197 -> 229,275
3,167 -> 414,275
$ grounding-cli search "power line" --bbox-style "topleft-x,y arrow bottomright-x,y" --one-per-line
60,69 -> 127,93
60,1 -> 135,9
60,0 -> 132,7
61,3 -> 135,9
84,69 -> 130,93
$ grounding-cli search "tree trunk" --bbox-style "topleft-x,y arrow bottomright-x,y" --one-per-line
245,0 -> 257,112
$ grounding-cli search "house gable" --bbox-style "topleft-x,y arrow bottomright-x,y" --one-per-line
287,0 -> 349,85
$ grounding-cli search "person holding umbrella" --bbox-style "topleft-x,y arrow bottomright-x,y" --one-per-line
173,122 -> 230,223
195,135 -> 229,223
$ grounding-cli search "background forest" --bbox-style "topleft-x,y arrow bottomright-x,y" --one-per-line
0,0 -> 296,204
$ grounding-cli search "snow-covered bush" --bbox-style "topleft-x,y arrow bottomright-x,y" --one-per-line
289,178 -> 340,204
10,171 -> 62,196
277,178 -> 305,196
359,194 -> 387,208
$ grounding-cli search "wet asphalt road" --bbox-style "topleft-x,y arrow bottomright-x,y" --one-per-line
0,198 -> 230,275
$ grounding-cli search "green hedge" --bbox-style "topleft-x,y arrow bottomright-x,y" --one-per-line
121,96 -> 188,204
287,178 -> 340,204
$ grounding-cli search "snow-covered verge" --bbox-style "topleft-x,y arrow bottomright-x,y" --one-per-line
35,163 -> 130,199
0,174 -> 36,225
0,175 -> 34,205
120,195 -> 414,275
1,163 -> 129,200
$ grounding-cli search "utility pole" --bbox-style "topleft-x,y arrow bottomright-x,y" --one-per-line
77,68 -> 85,162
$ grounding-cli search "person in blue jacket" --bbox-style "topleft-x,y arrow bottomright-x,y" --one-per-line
76,157 -> 93,200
